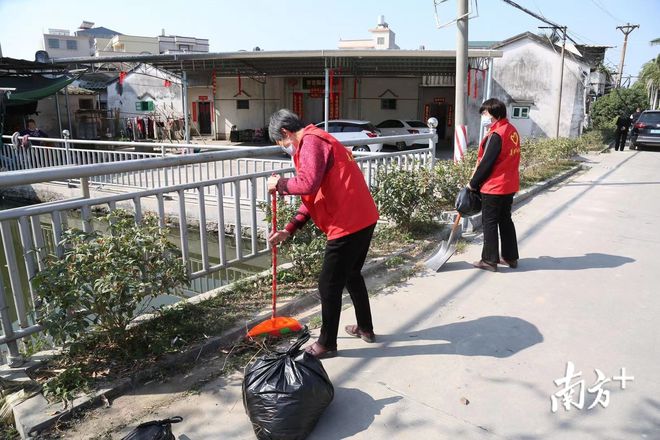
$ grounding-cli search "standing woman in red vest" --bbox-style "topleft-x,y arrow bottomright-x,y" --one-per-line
266,109 -> 380,358
468,98 -> 521,272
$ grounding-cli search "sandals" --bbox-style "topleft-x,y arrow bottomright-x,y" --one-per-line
499,258 -> 518,268
345,325 -> 376,343
304,342 -> 337,359
472,259 -> 498,272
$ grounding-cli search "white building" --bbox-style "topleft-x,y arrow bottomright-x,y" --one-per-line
158,33 -> 209,54
42,21 -> 207,59
338,15 -> 400,50
43,22 -> 121,59
94,34 -> 160,57
43,28 -> 94,59
106,64 -> 182,139
478,32 -> 602,138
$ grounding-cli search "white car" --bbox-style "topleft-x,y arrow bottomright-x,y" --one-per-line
315,120 -> 384,152
376,119 -> 432,150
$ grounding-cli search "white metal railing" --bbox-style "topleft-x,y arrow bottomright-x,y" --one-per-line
0,130 -> 437,366
0,136 -> 293,202
1,132 -> 435,204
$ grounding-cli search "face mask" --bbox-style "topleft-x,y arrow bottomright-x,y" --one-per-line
281,138 -> 294,156
481,114 -> 493,126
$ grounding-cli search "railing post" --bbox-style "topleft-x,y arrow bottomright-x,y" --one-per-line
62,129 -> 71,166
81,177 -> 90,198
427,118 -> 439,168
0,276 -> 22,367
161,144 -> 169,186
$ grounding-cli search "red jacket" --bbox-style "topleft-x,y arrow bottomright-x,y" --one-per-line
477,119 -> 521,195
294,125 -> 379,240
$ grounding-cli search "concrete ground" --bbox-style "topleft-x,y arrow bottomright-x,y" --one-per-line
66,147 -> 659,439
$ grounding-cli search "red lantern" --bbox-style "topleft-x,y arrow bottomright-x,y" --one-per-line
212,69 -> 217,96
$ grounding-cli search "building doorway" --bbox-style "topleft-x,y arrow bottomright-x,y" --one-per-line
198,101 -> 212,134
303,95 -> 324,125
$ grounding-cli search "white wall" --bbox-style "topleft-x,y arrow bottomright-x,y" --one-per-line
106,65 -> 182,121
43,34 -> 93,59
354,77 -> 420,123
491,38 -> 589,138
213,76 -> 282,139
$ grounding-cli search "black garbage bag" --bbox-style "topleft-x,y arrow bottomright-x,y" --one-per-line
120,416 -> 182,440
243,330 -> 334,440
455,187 -> 482,216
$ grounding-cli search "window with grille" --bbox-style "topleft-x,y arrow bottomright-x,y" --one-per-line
381,99 -> 397,110
512,106 -> 530,119
66,40 -> 77,50
135,101 -> 155,111
48,38 -> 60,49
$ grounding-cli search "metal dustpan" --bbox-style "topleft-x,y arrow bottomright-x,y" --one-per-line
424,214 -> 462,272
247,192 -> 303,338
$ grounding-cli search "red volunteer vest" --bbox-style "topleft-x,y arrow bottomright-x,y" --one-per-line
477,118 -> 521,195
294,125 -> 379,240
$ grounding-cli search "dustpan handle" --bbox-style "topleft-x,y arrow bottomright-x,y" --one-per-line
271,191 -> 277,319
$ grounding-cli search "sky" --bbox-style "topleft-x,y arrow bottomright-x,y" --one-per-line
0,0 -> 658,83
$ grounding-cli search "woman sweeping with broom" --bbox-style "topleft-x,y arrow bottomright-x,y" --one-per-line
266,109 -> 379,359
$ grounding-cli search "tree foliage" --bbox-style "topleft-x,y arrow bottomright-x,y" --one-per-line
589,87 -> 648,129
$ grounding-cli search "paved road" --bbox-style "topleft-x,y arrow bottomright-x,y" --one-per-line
90,148 -> 659,440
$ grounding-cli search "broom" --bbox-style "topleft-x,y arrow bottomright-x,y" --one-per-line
247,191 -> 303,338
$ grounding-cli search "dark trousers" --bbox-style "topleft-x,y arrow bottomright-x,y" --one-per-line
614,129 -> 628,151
317,223 -> 376,349
481,193 -> 519,265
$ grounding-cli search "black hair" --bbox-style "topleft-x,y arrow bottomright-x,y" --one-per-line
479,98 -> 507,120
268,109 -> 304,142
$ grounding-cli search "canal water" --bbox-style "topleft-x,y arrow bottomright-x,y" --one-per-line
0,198 -> 271,355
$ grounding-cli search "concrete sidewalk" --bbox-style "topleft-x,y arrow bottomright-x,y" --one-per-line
80,148 -> 659,439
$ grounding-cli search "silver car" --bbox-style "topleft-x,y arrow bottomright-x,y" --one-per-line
315,120 -> 384,152
376,119 -> 432,150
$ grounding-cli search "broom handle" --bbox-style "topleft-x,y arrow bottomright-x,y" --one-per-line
271,191 -> 277,319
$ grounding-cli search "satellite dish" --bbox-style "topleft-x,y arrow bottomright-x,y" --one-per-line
35,50 -> 50,63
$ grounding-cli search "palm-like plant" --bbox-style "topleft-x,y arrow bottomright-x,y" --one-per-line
639,39 -> 660,109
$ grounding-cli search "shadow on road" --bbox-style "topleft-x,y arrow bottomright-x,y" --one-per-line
310,388 -> 403,439
438,253 -> 634,273
337,316 -> 543,359
507,253 -> 635,272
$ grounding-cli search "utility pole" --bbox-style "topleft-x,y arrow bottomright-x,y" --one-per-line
540,26 -> 567,138
615,23 -> 639,88
454,0 -> 469,161
501,0 -> 571,139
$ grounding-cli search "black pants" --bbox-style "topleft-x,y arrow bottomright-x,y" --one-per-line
317,223 -> 376,349
481,193 -> 519,265
614,129 -> 628,151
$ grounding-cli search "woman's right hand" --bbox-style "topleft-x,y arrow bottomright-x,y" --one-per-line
268,230 -> 291,246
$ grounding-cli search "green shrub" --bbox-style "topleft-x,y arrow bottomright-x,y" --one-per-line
261,196 -> 326,282
580,128 -> 614,150
373,164 -> 442,230
432,150 -> 477,209
33,210 -> 188,346
42,366 -> 88,405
